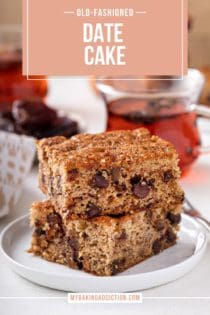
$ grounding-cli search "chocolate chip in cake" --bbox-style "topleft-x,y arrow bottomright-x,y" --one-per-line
163,170 -> 174,183
91,172 -> 109,188
133,182 -> 150,199
147,178 -> 155,187
77,261 -> 83,270
48,176 -> 54,195
167,212 -> 181,225
146,203 -> 153,210
152,239 -> 162,255
47,213 -> 62,226
154,220 -> 165,231
130,175 -> 141,185
86,203 -> 102,218
67,169 -> 79,181
115,183 -> 127,192
34,219 -> 41,227
82,232 -> 89,239
111,258 -> 126,275
34,227 -> 45,236
111,167 -> 121,183
117,230 -> 127,241
166,228 -> 176,243
68,237 -> 79,261
68,238 -> 78,251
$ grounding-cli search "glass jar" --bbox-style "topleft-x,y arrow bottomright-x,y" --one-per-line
0,26 -> 48,113
96,70 -> 210,174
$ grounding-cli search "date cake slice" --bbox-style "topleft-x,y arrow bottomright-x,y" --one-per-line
37,128 -> 184,218
29,200 -> 181,276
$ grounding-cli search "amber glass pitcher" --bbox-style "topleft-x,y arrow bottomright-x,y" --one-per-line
96,70 -> 210,175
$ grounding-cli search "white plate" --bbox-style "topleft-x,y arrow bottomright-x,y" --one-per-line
0,214 -> 207,293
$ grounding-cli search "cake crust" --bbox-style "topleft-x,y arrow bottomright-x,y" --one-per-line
37,129 -> 184,218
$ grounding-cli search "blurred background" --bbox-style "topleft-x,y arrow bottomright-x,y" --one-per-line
0,0 -> 21,25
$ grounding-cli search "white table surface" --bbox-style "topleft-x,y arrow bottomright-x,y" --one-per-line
0,78 -> 210,314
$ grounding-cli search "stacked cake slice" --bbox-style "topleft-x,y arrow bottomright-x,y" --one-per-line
29,128 -> 184,276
